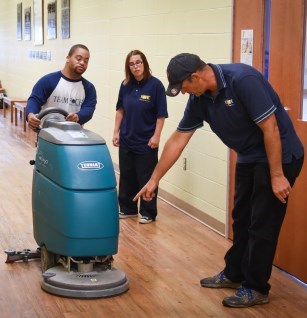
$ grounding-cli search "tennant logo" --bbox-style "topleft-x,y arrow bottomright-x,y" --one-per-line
78,161 -> 104,171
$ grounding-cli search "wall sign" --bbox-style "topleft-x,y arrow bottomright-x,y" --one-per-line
61,0 -> 70,39
47,1 -> 57,40
24,7 -> 31,41
240,29 -> 254,66
17,3 -> 22,41
34,0 -> 44,45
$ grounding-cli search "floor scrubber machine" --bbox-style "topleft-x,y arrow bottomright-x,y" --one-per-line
30,107 -> 129,298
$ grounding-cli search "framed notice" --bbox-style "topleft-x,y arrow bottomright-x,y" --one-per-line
47,1 -> 57,39
240,29 -> 254,66
17,3 -> 22,40
34,0 -> 44,45
24,7 -> 31,41
61,0 -> 70,39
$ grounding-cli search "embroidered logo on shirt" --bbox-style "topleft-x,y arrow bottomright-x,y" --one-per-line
139,95 -> 151,102
224,99 -> 235,107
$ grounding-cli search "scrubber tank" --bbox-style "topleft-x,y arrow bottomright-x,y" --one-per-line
32,120 -> 119,257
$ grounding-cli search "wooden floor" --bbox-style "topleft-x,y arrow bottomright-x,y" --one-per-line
0,110 -> 307,318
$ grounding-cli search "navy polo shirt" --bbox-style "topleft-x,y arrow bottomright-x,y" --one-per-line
178,63 -> 304,163
116,76 -> 168,154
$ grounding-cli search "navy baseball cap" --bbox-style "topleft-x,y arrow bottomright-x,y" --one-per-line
166,53 -> 202,97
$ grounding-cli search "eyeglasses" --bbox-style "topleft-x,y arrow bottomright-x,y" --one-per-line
129,60 -> 143,68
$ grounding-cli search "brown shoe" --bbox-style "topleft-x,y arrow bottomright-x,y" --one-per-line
222,287 -> 269,308
200,271 -> 241,289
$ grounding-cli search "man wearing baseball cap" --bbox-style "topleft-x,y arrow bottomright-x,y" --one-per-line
165,53 -> 205,97
134,53 -> 304,308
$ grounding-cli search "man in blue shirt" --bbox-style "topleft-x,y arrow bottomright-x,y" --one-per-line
26,44 -> 97,130
134,53 -> 304,308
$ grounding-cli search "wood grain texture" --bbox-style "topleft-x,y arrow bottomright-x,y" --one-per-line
0,114 -> 306,317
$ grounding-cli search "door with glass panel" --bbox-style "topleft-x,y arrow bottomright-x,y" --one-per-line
232,0 -> 307,282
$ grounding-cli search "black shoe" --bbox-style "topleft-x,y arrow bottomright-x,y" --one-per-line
200,270 -> 241,289
222,287 -> 269,308
119,211 -> 138,219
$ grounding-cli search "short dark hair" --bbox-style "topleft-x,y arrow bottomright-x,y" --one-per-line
124,50 -> 151,84
68,44 -> 89,56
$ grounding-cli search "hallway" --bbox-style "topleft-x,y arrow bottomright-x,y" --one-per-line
0,112 -> 306,317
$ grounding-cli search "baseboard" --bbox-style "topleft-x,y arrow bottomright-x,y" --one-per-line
157,188 -> 225,236
113,163 -> 225,236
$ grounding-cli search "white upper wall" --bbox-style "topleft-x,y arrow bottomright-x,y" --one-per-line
0,0 -> 233,231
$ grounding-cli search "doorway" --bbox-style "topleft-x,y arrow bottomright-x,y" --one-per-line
231,0 -> 307,283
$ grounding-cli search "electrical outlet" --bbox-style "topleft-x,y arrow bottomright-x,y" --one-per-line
183,157 -> 187,170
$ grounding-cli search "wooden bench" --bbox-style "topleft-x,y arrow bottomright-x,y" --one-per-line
2,97 -> 27,123
13,101 -> 27,132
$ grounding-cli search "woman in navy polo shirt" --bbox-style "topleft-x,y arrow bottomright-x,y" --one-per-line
112,50 -> 168,224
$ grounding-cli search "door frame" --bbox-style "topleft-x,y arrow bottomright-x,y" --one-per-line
230,0 -> 307,282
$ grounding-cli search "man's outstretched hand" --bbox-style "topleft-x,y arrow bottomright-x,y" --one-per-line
133,180 -> 158,202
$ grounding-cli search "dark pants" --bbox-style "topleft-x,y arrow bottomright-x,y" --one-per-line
224,156 -> 304,294
118,147 -> 158,219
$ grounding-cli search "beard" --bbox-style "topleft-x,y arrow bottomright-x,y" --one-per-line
74,67 -> 85,75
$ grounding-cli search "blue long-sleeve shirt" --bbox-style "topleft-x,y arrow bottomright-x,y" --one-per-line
26,71 -> 97,125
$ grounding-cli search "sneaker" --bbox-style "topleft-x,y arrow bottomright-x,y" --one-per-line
200,270 -> 241,289
119,211 -> 138,219
222,287 -> 269,308
139,216 -> 155,224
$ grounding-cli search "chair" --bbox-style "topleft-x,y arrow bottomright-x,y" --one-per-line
2,97 -> 27,123
13,101 -> 27,132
